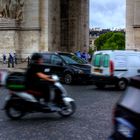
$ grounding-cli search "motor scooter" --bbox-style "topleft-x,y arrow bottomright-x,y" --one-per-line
2,72 -> 76,120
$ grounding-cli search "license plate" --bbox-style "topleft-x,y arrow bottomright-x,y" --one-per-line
94,69 -> 102,73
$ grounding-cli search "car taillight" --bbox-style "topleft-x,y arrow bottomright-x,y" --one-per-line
110,60 -> 114,76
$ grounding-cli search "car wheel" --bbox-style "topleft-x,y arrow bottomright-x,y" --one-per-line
95,83 -> 105,89
64,73 -> 73,84
116,79 -> 128,90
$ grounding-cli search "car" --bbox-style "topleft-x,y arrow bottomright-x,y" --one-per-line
91,50 -> 140,90
108,75 -> 140,140
30,52 -> 93,84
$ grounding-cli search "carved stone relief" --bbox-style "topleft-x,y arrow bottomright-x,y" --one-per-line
0,0 -> 24,21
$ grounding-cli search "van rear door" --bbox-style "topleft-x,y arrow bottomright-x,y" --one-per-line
91,53 -> 110,75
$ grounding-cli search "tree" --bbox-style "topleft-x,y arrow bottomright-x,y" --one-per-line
94,32 -> 125,50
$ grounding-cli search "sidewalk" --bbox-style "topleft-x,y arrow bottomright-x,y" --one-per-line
0,62 -> 28,72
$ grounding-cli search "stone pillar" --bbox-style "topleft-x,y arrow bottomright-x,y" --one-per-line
19,0 -> 40,58
126,0 -> 140,50
60,0 -> 69,52
48,0 -> 61,52
39,0 -> 48,52
126,0 -> 135,49
40,0 -> 60,52
80,0 -> 89,52
68,0 -> 80,52
60,0 -> 89,52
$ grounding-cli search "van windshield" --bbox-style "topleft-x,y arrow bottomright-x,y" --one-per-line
92,53 -> 109,67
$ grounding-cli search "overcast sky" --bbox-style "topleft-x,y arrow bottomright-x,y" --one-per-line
89,0 -> 126,29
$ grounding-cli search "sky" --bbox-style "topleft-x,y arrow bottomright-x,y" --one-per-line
89,0 -> 126,29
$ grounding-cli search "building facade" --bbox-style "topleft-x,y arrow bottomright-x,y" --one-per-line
0,0 -> 89,58
126,0 -> 140,50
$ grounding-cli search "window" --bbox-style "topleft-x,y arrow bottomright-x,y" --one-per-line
92,53 -> 109,67
43,54 -> 51,64
51,55 -> 63,65
92,54 -> 102,67
102,54 -> 109,67
60,54 -> 87,64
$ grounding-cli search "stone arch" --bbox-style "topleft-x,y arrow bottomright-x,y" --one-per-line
0,0 -> 89,58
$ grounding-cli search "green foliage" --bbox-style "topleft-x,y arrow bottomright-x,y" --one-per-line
88,47 -> 94,55
94,32 -> 125,50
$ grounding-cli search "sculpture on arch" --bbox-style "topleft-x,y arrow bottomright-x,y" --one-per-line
0,0 -> 24,21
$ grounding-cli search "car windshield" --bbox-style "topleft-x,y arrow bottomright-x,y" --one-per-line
60,54 -> 87,64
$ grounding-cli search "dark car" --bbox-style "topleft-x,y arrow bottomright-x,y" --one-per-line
30,52 -> 93,84
109,76 -> 140,140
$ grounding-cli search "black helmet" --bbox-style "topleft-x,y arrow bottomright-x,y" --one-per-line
31,53 -> 43,63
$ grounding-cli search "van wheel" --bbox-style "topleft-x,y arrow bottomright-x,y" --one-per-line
116,79 -> 128,90
95,83 -> 105,89
64,73 -> 73,84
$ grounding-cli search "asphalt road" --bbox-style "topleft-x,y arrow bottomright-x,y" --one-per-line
0,84 -> 123,140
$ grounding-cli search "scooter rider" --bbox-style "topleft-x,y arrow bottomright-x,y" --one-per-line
25,53 -> 55,103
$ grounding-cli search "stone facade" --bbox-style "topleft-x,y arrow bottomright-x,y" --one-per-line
126,0 -> 140,50
0,0 -> 89,59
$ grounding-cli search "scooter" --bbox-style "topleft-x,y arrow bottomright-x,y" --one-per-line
3,73 -> 76,120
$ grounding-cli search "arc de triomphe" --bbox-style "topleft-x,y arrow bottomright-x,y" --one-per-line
0,0 -> 139,58
0,0 -> 89,58
126,0 -> 140,50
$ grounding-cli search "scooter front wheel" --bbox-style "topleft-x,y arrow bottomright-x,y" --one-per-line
58,101 -> 76,117
5,103 -> 25,120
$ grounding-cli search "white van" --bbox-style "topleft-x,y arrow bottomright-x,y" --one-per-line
91,50 -> 140,90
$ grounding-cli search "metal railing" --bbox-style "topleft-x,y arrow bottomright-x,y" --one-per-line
0,56 -> 30,68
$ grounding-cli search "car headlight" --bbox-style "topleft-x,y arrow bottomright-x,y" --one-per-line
78,70 -> 84,74
74,69 -> 85,74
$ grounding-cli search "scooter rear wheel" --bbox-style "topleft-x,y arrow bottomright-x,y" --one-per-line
58,101 -> 76,117
5,103 -> 25,120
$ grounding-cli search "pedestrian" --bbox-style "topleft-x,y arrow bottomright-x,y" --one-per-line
14,53 -> 17,64
8,53 -> 14,68
27,56 -> 30,66
81,50 -> 91,63
75,51 -> 81,58
2,53 -> 6,64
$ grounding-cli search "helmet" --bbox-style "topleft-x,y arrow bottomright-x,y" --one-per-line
30,53 -> 43,64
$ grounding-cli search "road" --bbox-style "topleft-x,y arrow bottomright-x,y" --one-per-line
0,84 -> 123,140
